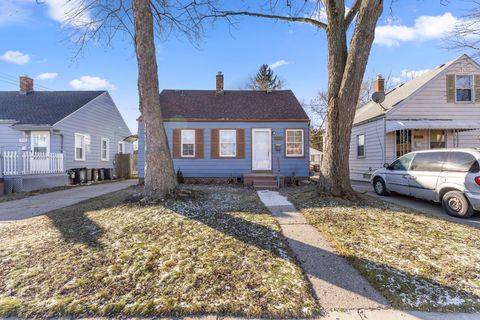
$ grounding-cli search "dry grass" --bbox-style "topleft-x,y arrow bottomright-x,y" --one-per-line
0,185 -> 318,318
0,179 -> 122,204
283,185 -> 480,312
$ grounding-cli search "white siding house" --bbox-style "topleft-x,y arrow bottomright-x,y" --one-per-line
350,54 -> 480,181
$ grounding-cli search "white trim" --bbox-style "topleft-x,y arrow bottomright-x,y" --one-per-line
101,138 -> 110,161
74,133 -> 86,161
181,129 -> 195,158
252,128 -> 272,170
454,74 -> 475,103
285,129 -> 304,157
30,131 -> 50,154
357,133 -> 365,158
219,129 -> 237,157
118,141 -> 125,154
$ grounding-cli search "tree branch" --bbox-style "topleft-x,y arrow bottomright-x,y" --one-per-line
212,10 -> 328,30
344,0 -> 361,27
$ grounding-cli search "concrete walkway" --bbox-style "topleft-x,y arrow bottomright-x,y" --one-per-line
352,181 -> 480,230
256,190 -> 388,311
0,179 -> 137,222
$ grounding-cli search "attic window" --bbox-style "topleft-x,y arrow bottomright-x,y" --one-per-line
455,75 -> 473,102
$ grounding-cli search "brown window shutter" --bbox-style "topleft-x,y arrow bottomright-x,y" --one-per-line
446,74 -> 455,103
211,129 -> 219,159
236,129 -> 245,159
195,129 -> 204,158
172,129 -> 181,158
475,75 -> 480,103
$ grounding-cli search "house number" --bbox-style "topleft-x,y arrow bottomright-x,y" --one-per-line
18,138 -> 28,143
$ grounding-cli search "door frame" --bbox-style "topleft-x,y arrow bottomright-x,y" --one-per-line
30,131 -> 50,154
251,128 -> 272,171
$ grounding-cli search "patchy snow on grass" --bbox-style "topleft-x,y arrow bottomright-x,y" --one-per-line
0,185 -> 318,318
284,185 -> 480,312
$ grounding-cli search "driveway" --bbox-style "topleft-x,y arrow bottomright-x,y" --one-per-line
0,179 -> 137,222
352,180 -> 480,229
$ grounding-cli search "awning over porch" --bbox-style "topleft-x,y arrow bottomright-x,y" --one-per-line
385,120 -> 480,133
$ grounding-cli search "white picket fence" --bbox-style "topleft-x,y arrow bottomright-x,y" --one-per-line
2,151 -> 64,175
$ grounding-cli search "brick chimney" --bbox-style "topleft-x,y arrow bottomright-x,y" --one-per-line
216,71 -> 224,95
20,76 -> 34,94
373,74 -> 384,93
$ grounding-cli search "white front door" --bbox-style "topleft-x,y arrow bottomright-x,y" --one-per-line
252,128 -> 271,171
30,131 -> 50,172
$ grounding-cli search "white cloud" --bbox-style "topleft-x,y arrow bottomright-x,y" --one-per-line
390,68 -> 431,85
269,60 -> 291,70
0,50 -> 30,65
0,1 -> 30,25
375,12 -> 458,46
69,76 -> 115,90
400,69 -> 430,79
36,72 -> 58,80
44,0 -> 93,29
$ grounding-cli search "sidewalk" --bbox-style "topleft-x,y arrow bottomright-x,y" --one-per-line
256,190 -> 480,319
0,179 -> 137,222
256,190 -> 388,310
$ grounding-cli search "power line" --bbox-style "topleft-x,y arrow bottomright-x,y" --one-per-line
0,72 -> 55,91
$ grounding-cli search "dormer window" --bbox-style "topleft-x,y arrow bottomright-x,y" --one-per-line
455,75 -> 473,102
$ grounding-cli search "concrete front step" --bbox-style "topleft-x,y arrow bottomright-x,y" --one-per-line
254,184 -> 278,190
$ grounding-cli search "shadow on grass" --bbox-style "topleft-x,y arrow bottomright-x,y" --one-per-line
45,189 -> 133,248
168,187 -> 480,312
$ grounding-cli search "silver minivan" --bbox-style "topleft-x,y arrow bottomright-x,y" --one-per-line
371,148 -> 480,218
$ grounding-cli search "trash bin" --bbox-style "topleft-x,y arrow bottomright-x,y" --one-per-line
86,168 -> 92,181
98,168 -> 104,181
0,178 -> 4,196
104,168 -> 112,180
91,169 -> 99,182
73,168 -> 87,184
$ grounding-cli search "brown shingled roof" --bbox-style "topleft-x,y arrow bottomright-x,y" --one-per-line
159,89 -> 309,121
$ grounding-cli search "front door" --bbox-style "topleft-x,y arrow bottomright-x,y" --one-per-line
30,131 -> 50,172
252,128 -> 271,171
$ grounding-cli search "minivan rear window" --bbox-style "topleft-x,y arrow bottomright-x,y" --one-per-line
444,152 -> 479,173
410,152 -> 447,171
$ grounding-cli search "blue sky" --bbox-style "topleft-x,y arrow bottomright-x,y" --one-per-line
0,0 -> 475,132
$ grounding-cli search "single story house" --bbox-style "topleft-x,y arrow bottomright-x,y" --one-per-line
350,54 -> 480,181
309,147 -> 322,166
138,72 -> 310,188
0,76 -> 133,192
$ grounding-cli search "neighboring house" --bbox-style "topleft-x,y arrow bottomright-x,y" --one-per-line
0,76 -> 133,192
138,72 -> 310,187
350,54 -> 480,181
309,147 -> 322,168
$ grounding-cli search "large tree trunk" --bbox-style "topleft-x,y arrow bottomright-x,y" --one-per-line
132,0 -> 177,197
319,0 -> 383,197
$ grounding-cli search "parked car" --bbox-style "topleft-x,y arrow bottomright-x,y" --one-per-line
371,148 -> 480,218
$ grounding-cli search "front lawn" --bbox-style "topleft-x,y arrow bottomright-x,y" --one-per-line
283,185 -> 480,312
0,185 -> 318,318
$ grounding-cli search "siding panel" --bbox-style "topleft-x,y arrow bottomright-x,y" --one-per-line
54,92 -> 132,170
138,121 -> 309,178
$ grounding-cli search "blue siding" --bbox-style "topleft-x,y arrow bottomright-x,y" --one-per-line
54,92 -> 133,170
0,123 -> 25,152
138,121 -> 309,178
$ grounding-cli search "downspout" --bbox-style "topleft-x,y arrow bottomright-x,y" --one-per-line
383,117 -> 386,165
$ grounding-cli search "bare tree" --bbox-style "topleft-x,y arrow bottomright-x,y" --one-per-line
209,1 -> 383,197
45,0 -> 222,198
133,0 -> 177,197
445,5 -> 480,57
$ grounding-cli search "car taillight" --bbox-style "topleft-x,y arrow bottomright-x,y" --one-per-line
475,176 -> 480,186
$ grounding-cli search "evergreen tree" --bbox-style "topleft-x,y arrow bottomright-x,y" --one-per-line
248,64 -> 283,90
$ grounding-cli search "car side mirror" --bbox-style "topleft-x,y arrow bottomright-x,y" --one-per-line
384,163 -> 390,169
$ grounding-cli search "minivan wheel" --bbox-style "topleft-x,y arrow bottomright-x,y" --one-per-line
373,178 -> 389,196
441,191 -> 474,218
